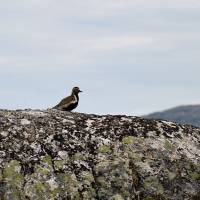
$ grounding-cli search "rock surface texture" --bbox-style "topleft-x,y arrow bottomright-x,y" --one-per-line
0,109 -> 199,200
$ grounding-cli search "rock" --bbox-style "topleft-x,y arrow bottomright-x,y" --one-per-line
0,109 -> 199,200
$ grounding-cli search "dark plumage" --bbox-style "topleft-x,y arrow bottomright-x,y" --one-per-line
53,87 -> 82,111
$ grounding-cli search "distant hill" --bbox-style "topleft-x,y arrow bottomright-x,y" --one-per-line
144,105 -> 200,127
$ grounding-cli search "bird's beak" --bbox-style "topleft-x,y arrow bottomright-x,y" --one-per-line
79,90 -> 83,92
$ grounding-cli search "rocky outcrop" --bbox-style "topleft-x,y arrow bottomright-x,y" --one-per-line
0,109 -> 199,200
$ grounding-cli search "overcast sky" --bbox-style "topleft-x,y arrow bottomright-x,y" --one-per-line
0,0 -> 200,115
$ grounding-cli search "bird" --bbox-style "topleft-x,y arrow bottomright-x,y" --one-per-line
53,87 -> 82,111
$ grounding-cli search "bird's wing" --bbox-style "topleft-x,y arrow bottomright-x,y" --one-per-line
54,95 -> 76,109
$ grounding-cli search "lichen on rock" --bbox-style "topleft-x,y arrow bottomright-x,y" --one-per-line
0,109 -> 199,199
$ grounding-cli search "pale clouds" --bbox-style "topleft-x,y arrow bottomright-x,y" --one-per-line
0,0 -> 200,114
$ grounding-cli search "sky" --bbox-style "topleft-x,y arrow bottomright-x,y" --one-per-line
0,0 -> 200,115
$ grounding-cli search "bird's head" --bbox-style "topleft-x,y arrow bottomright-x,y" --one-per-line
72,87 -> 82,95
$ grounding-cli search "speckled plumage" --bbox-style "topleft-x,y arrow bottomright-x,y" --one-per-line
53,87 -> 82,111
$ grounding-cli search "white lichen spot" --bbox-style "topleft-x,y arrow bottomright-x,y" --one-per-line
22,110 -> 47,116
14,165 -> 21,173
146,135 -> 166,151
46,178 -> 59,191
85,119 -> 94,131
162,120 -> 175,126
0,151 -> 6,157
66,115 -> 74,119
74,160 -> 89,169
156,122 -> 164,132
62,119 -> 75,124
58,151 -> 69,160
38,128 -> 45,133
23,131 -> 29,139
21,119 -> 31,125
0,131 -> 8,137
30,143 -> 41,153
46,135 -> 54,143
111,194 -> 124,200
62,129 -> 68,134
92,136 -> 111,146
121,117 -> 133,123
146,131 -> 157,137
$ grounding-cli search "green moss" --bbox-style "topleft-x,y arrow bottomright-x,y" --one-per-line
2,160 -> 26,200
0,169 -> 3,181
42,155 -> 52,166
80,171 -> 96,199
32,155 -> 54,179
25,181 -> 61,200
95,157 -> 133,199
98,144 -> 111,153
97,176 -> 109,188
57,173 -> 80,199
189,172 -> 200,180
127,151 -> 142,162
144,176 -> 164,194
3,160 -> 24,185
184,162 -> 200,181
164,139 -> 174,151
3,160 -> 20,176
34,164 -> 51,176
73,152 -> 85,161
122,136 -> 135,145
168,171 -> 176,180
35,182 -> 48,193
110,194 -> 124,200
81,171 -> 94,183
54,160 -> 67,171
144,197 -> 155,200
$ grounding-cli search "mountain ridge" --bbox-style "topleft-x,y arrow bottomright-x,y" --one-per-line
144,104 -> 200,127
